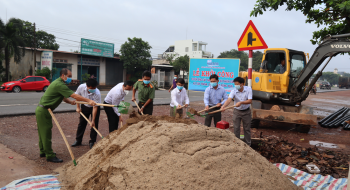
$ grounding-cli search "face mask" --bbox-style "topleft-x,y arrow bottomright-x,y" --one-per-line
235,85 -> 241,90
64,75 -> 72,84
174,77 -> 177,79
210,82 -> 217,87
177,86 -> 184,90
88,89 -> 96,93
124,90 -> 129,95
143,80 -> 150,85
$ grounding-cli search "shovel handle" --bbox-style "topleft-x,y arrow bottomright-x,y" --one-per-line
76,101 -> 115,107
133,100 -> 144,115
79,112 -> 104,138
208,105 -> 236,115
197,105 -> 219,114
48,109 -> 77,166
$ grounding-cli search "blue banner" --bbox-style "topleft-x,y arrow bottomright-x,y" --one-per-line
188,58 -> 240,94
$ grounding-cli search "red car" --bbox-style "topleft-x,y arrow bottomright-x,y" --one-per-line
0,76 -> 50,93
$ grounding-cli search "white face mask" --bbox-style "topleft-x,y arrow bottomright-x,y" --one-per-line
124,90 -> 129,95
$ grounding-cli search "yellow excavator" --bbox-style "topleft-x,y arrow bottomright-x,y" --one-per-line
239,33 -> 350,132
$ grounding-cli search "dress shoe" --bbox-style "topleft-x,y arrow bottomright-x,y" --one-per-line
89,142 -> 95,149
46,156 -> 63,163
71,141 -> 82,147
40,152 -> 56,158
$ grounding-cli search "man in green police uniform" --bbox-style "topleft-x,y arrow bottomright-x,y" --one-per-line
132,70 -> 155,115
36,68 -> 97,163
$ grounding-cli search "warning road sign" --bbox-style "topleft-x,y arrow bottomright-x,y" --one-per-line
237,20 -> 268,51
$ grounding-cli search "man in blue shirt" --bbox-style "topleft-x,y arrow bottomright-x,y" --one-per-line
204,74 -> 228,127
221,77 -> 253,146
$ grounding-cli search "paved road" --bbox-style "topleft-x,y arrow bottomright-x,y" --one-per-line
0,90 -> 205,116
0,87 -> 348,116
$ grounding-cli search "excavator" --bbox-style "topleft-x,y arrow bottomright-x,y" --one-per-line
239,33 -> 350,133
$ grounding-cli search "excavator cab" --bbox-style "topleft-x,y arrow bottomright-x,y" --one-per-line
242,48 -> 307,102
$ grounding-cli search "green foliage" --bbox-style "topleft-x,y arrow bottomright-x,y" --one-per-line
10,18 -> 59,50
82,73 -> 90,82
250,0 -> 350,45
0,18 -> 26,81
217,49 -> 263,71
165,54 -> 177,65
35,67 -> 51,79
320,72 -> 340,85
129,69 -> 144,82
170,55 -> 190,73
119,37 -> 152,73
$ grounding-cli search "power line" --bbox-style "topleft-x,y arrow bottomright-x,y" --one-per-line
37,24 -> 168,50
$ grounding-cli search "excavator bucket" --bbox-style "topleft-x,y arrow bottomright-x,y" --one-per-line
251,100 -> 318,126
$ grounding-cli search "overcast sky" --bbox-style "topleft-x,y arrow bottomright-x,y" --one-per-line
1,0 -> 348,72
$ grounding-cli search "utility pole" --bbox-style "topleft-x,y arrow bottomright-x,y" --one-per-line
33,23 -> 36,75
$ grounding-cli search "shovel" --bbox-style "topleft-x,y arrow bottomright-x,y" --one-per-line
186,105 -> 219,118
207,105 -> 237,115
79,112 -> 104,139
48,108 -> 77,166
133,100 -> 144,115
75,101 -> 132,115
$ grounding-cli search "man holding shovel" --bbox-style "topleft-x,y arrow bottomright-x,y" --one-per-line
72,79 -> 101,149
221,77 -> 252,146
204,74 -> 228,127
170,78 -> 189,117
104,81 -> 134,133
132,70 -> 155,115
35,68 -> 96,163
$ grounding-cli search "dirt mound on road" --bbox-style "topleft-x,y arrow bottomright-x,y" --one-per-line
56,113 -> 299,190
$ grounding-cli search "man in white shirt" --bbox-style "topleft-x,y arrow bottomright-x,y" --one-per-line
104,81 -> 134,133
72,79 -> 101,149
221,77 -> 253,146
170,78 -> 189,117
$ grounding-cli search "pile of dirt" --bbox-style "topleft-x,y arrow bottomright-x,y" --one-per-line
256,136 -> 349,178
270,105 -> 284,112
188,107 -> 200,116
57,113 -> 300,190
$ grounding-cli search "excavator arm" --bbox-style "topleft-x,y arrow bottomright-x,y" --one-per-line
287,33 -> 350,104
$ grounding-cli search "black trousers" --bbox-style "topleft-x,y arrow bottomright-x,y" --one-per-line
76,104 -> 100,143
104,101 -> 119,133
204,106 -> 222,127
138,101 -> 153,115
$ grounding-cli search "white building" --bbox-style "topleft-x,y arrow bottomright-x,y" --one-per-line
334,68 -> 338,74
163,39 -> 212,59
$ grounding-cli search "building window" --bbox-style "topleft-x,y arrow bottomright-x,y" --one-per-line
185,47 -> 189,52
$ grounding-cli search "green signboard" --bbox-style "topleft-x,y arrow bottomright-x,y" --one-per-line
81,38 -> 114,58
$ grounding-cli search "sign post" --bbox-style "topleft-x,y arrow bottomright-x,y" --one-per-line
237,20 -> 268,87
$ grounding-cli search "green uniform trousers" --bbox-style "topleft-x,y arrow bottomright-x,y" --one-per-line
35,106 -> 56,159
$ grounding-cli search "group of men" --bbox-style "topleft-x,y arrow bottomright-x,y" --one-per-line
35,69 -> 252,163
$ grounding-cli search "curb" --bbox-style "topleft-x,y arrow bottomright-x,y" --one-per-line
0,103 -> 171,118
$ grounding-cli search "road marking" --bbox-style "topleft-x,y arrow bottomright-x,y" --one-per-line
0,104 -> 30,107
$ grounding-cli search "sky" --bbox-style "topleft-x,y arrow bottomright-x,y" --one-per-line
0,0 -> 348,73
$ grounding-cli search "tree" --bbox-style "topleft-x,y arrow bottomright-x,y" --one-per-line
170,55 -> 190,78
218,49 -> 248,71
320,72 -> 339,85
253,51 -> 264,71
9,18 -> 59,50
0,18 -> 26,82
250,0 -> 350,45
119,37 -> 152,74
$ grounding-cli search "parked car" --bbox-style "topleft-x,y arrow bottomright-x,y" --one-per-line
0,76 -> 50,93
320,81 -> 331,90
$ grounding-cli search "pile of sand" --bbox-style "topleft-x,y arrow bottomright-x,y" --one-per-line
270,105 -> 284,112
57,113 -> 299,190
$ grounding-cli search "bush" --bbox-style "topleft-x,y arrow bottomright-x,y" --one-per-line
35,67 -> 51,79
82,73 -> 90,82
